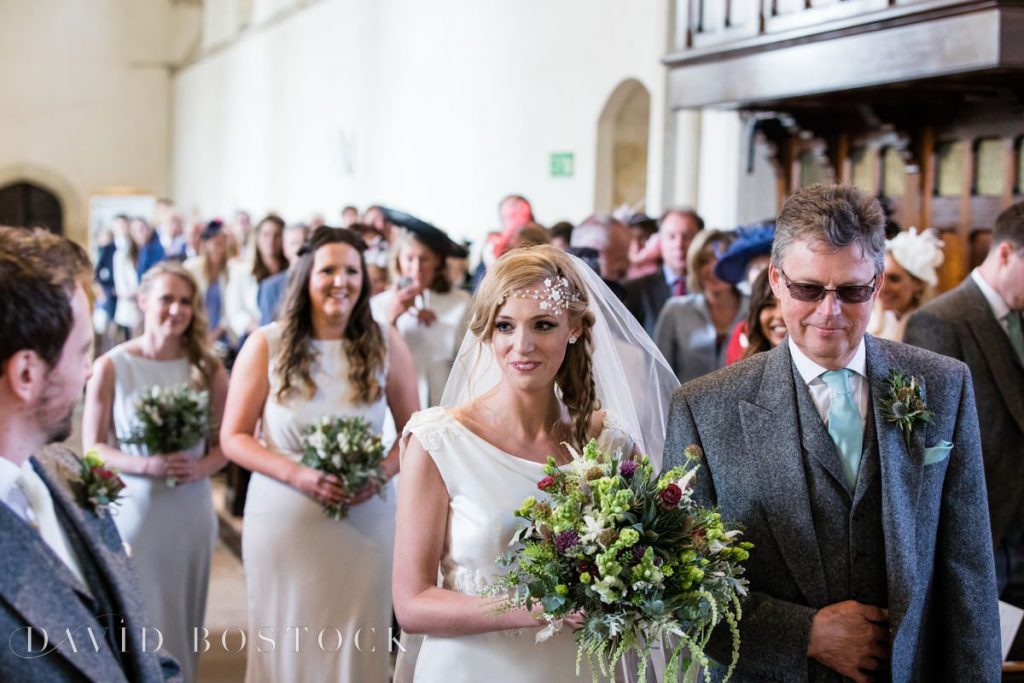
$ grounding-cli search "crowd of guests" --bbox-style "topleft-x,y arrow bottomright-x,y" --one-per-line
1,185 -> 1022,682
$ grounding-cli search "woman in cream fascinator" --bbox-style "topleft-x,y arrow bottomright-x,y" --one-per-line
868,226 -> 945,341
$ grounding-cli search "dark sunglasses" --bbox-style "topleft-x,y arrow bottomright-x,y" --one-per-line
778,267 -> 877,304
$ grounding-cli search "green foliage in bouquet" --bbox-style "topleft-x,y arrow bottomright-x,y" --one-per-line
122,383 -> 210,455
300,415 -> 386,520
491,440 -> 751,683
78,449 -> 126,511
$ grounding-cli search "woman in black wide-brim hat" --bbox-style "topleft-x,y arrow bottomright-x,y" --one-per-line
370,208 -> 472,410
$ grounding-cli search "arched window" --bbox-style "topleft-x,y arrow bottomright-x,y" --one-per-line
0,182 -> 63,234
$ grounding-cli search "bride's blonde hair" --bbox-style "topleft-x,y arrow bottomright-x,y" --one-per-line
470,245 -> 598,448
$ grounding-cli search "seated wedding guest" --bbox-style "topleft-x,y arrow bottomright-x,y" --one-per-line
868,227 -> 944,341
371,209 -> 472,411
257,222 -> 310,325
738,269 -> 787,361
221,226 -> 418,682
655,229 -> 747,383
625,208 -> 703,337
83,262 -> 228,683
225,213 -> 287,340
715,223 -> 775,364
0,225 -> 181,682
184,220 -> 232,350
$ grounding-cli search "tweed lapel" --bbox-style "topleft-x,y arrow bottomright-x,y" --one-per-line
851,408 -> 879,507
33,455 -> 158,682
864,336 -> 918,643
741,343 -> 829,606
0,502 -> 124,681
790,363 -> 851,495
961,279 -> 1024,432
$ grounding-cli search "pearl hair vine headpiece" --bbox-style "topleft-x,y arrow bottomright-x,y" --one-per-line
506,276 -> 581,315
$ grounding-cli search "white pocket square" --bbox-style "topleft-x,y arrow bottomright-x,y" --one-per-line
923,441 -> 953,465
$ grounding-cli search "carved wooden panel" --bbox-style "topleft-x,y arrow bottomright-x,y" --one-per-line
762,0 -> 890,35
690,0 -> 761,48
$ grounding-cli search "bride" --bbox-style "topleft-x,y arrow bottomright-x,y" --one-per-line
393,245 -> 678,682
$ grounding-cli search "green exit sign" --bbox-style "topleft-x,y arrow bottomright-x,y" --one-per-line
550,152 -> 574,177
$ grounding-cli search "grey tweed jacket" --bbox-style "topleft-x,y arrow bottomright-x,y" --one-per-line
0,446 -> 181,682
663,336 -> 1001,682
904,277 -> 1024,549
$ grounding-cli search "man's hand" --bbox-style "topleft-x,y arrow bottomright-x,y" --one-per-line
808,600 -> 889,683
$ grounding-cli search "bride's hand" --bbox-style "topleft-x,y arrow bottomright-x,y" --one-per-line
291,466 -> 345,505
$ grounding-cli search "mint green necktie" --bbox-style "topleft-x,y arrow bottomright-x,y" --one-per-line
1006,311 -> 1024,366
821,369 -> 863,490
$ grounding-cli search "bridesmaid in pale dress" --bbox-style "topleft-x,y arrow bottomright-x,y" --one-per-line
83,261 -> 229,683
220,226 -> 419,682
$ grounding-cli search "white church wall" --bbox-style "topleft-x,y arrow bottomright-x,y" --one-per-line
0,0 -> 198,244
172,0 -> 669,243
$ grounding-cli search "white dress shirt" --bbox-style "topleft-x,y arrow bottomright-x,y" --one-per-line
789,337 -> 869,433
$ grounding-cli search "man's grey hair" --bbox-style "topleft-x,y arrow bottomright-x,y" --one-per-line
771,184 -> 886,274
570,214 -> 623,251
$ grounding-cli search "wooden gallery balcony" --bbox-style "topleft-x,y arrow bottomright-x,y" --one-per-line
664,0 -> 1024,289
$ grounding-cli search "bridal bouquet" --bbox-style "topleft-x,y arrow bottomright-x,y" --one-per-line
300,415 -> 387,520
122,383 -> 209,487
491,440 -> 750,683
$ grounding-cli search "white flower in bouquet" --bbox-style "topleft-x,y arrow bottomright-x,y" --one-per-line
123,383 -> 210,488
300,415 -> 386,520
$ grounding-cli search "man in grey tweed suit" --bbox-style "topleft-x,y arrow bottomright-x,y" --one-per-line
664,186 -> 1001,682
904,201 -> 1024,658
0,227 -> 180,682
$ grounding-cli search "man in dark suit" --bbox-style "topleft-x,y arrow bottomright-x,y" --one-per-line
624,208 -> 703,337
0,226 -> 180,681
664,185 -> 1000,681
904,201 -> 1024,656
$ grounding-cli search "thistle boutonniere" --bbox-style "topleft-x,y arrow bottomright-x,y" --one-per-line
79,449 -> 126,512
880,370 -> 934,449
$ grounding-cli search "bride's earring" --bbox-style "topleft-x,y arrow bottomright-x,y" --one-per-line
568,335 -> 578,345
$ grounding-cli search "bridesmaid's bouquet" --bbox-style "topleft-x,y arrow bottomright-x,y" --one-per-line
123,383 -> 210,487
491,440 -> 750,683
300,415 -> 387,520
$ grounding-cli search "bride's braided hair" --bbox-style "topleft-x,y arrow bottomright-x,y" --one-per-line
470,245 -> 598,448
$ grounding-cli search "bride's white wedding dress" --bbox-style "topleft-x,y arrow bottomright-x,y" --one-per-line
402,406 -> 636,683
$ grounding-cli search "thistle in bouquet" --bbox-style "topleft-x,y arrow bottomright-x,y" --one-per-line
300,415 -> 387,520
491,440 -> 751,683
122,383 -> 210,487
